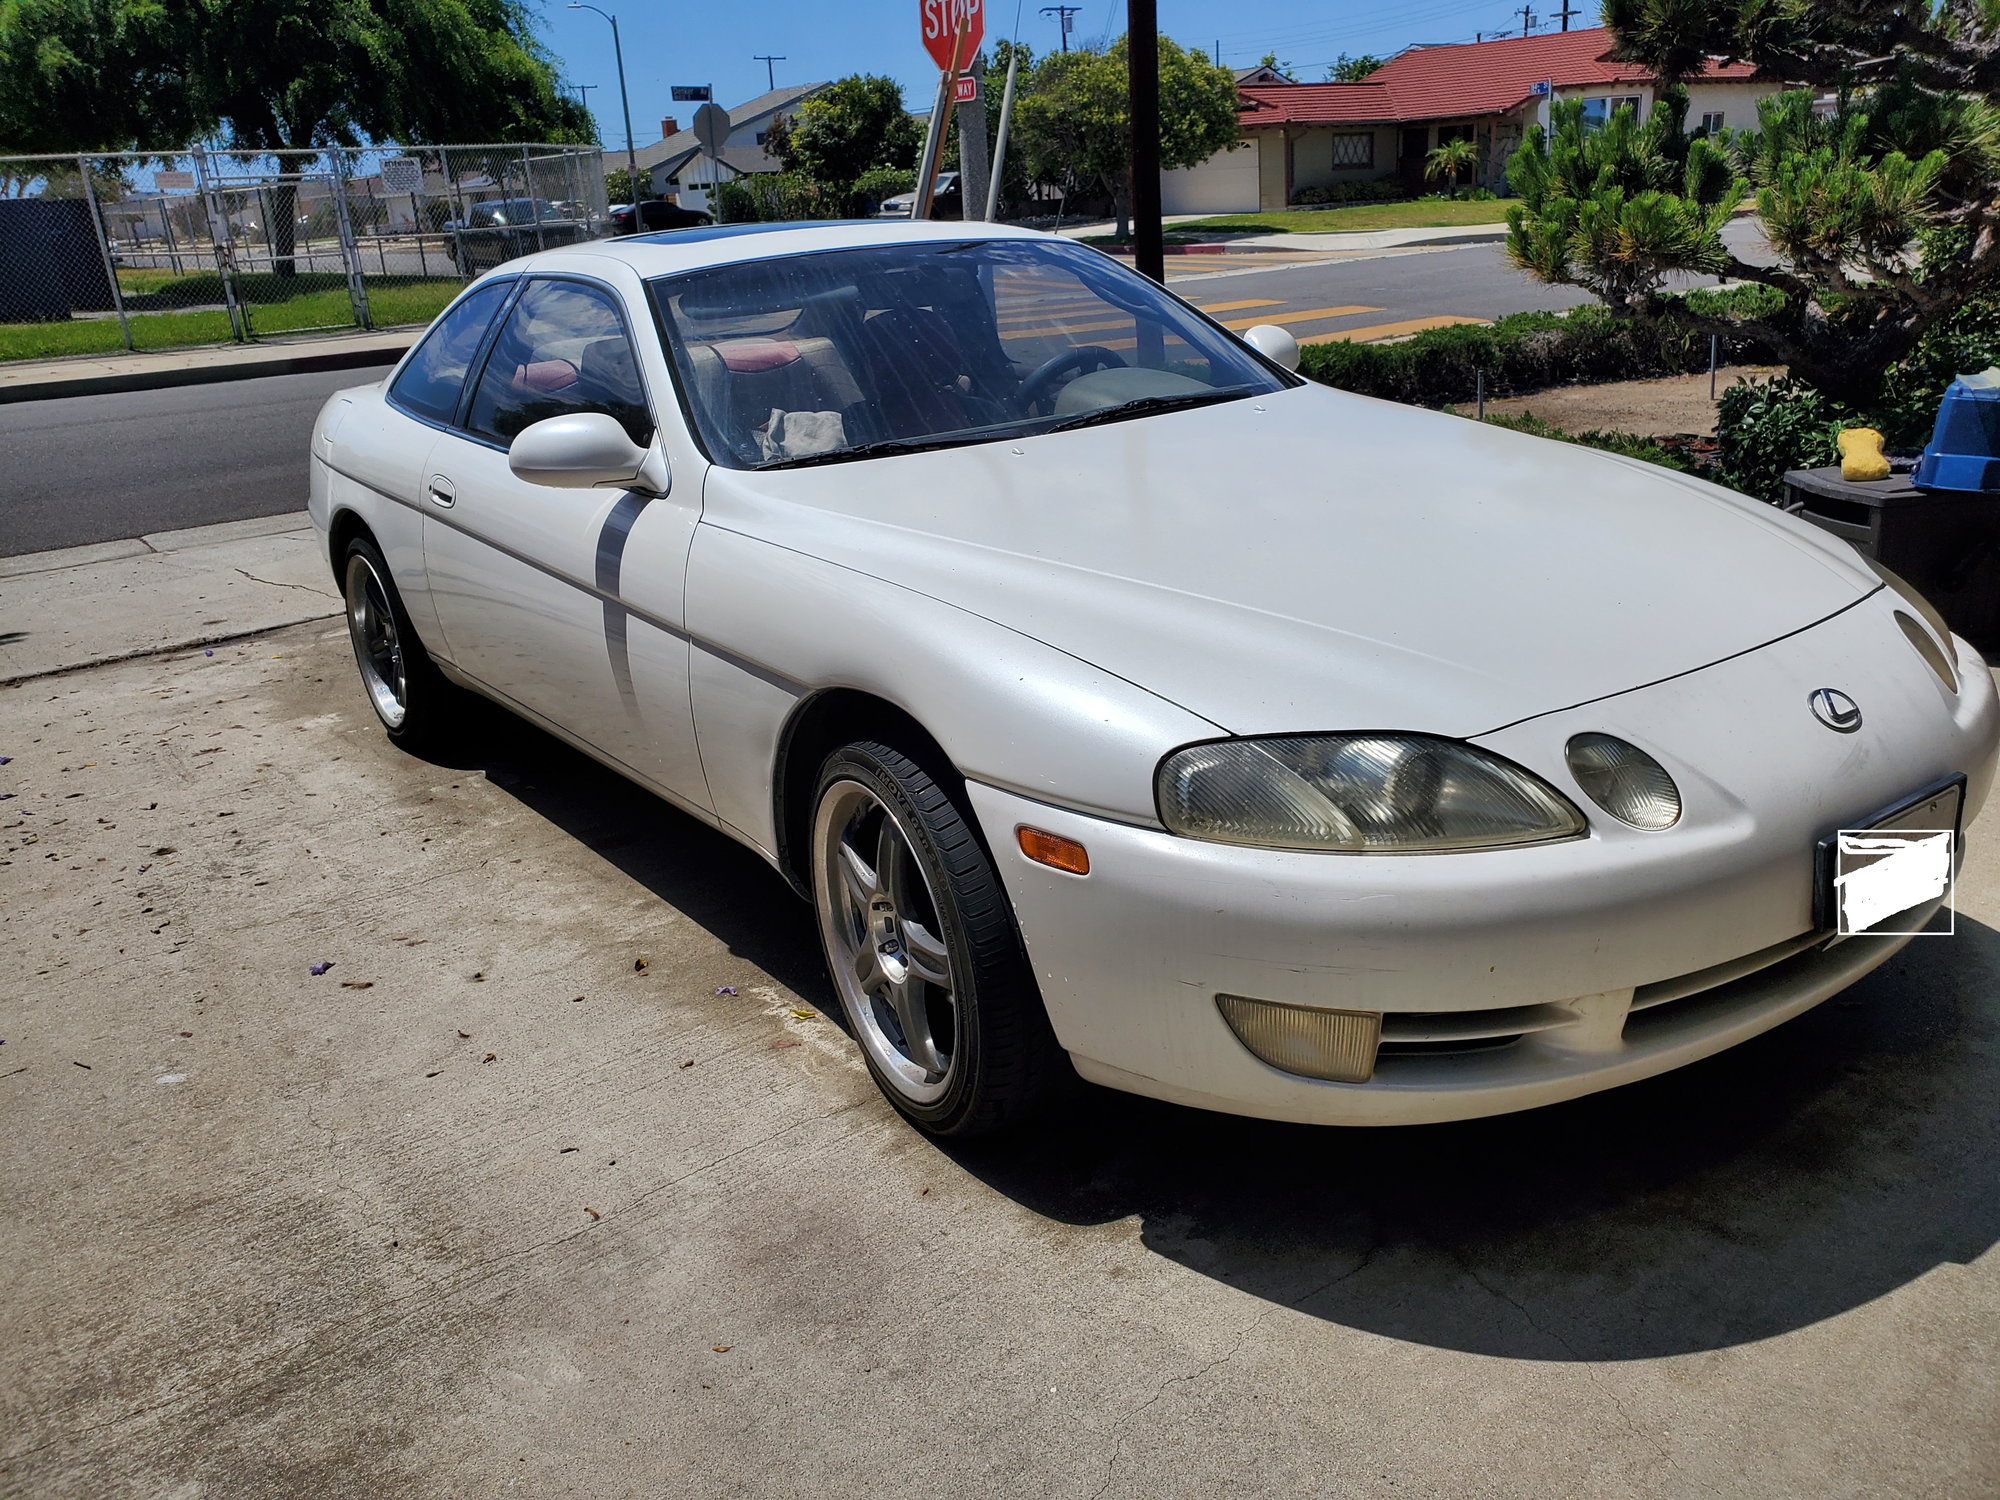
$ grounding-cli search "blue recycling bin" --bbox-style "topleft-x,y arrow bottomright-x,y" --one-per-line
1914,370 -> 2000,492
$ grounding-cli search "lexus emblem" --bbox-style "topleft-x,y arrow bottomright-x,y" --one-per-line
1810,688 -> 1863,733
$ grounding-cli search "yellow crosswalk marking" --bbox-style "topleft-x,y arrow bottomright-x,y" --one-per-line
1215,305 -> 1379,331
1296,315 -> 1490,345
1189,299 -> 1284,315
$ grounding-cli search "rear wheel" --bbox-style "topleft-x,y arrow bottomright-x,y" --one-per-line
341,535 -> 461,749
811,741 -> 1063,1136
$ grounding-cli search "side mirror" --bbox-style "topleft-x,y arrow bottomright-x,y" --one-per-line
1242,324 -> 1300,372
508,411 -> 669,495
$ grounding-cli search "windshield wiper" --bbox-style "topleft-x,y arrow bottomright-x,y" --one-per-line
753,431 -> 1004,471
1042,390 -> 1243,434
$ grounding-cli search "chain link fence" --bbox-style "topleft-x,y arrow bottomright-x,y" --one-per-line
0,144 -> 610,362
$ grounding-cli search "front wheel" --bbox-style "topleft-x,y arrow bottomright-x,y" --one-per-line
341,535 -> 462,749
811,741 -> 1064,1136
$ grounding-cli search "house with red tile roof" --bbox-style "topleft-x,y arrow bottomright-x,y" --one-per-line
1161,26 -> 1779,215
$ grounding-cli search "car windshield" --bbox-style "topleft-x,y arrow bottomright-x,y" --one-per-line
647,237 -> 1292,469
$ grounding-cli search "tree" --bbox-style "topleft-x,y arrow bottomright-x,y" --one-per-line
770,74 -> 920,211
604,166 -> 651,205
0,0 -> 590,274
1011,34 -> 1240,238
1424,137 -> 1480,196
1507,1 -> 2000,411
1327,52 -> 1384,82
1256,51 -> 1294,81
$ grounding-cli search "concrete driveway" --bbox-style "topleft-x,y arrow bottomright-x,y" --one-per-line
5,619 -> 1998,1499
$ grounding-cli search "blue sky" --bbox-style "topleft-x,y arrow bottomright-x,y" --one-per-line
534,0 -> 1604,152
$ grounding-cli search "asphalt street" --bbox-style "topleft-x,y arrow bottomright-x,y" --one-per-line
0,242 -> 1595,557
0,368 -> 361,556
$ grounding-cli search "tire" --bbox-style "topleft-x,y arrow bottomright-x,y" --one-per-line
340,535 -> 462,750
810,740 -> 1064,1137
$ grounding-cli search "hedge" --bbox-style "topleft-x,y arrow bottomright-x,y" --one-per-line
1298,291 -> 1779,408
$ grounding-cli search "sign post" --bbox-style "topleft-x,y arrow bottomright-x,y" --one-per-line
914,0 -> 983,218
692,101 -> 730,210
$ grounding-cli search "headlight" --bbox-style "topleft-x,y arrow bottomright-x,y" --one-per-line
1564,733 -> 1681,830
1155,734 -> 1587,853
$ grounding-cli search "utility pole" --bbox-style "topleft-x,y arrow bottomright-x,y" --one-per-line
1516,5 -> 1536,36
1041,5 -> 1080,52
957,52 -> 991,221
753,54 -> 785,90
574,83 -> 598,114
1552,0 -> 1579,29
1128,0 -> 1163,283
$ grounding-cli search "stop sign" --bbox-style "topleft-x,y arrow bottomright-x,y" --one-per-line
919,0 -> 983,73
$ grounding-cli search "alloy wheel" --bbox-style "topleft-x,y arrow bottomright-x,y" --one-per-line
813,778 -> 959,1104
344,551 -> 408,730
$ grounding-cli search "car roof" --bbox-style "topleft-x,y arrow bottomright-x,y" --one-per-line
487,218 -> 1054,280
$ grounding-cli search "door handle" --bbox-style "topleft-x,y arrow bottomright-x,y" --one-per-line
426,475 -> 456,508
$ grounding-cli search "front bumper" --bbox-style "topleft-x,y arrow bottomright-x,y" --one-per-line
971,598 -> 2000,1126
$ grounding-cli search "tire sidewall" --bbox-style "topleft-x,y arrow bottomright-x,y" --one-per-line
812,744 -> 995,1133
342,535 -> 436,746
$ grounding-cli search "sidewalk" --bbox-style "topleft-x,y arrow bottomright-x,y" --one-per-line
0,328 -> 415,406
0,512 -> 338,682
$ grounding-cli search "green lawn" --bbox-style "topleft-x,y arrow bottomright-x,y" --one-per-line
1,275 -> 461,363
1170,199 -> 1516,235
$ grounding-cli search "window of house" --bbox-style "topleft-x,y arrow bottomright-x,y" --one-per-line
1700,111 -> 1726,135
1580,95 -> 1645,130
1328,133 -> 1373,169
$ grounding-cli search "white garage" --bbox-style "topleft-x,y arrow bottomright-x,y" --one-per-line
1160,141 -> 1261,215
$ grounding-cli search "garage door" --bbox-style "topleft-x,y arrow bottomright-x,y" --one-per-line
1160,145 -> 1261,215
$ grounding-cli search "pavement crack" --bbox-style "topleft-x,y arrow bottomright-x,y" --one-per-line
231,567 -> 331,597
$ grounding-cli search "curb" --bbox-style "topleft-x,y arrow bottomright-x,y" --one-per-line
0,340 -> 413,406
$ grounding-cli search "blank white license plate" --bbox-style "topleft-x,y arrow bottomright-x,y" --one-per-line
1817,779 -> 1964,935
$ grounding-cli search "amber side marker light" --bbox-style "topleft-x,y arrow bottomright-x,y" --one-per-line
1017,826 -> 1090,875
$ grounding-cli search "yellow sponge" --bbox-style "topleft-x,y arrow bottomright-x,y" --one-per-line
1838,426 -> 1891,482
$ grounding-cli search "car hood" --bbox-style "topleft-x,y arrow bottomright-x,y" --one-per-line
706,384 -> 1877,738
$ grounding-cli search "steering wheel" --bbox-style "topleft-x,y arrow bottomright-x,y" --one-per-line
1016,345 -> 1128,416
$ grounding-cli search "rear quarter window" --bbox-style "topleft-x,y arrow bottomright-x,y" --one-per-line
387,280 -> 514,424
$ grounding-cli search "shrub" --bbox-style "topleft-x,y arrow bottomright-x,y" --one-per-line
852,166 -> 916,214
1713,376 -> 1845,502
1290,179 -> 1411,207
1297,304 -> 1768,408
708,172 -> 841,224
1418,186 -> 1500,202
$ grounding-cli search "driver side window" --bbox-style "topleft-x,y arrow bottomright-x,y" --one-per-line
464,278 -> 654,448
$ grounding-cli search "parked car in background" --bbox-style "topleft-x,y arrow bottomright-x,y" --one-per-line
873,172 -> 962,220
610,200 -> 714,234
311,221 -> 1999,1141
446,198 -> 594,274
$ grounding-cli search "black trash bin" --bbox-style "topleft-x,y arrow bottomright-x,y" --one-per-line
1782,464 -> 2000,649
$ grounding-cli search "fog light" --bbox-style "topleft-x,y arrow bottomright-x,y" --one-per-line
1216,994 -> 1381,1083
1565,733 -> 1681,830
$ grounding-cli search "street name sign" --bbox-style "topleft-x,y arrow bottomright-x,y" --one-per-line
921,0 -> 983,73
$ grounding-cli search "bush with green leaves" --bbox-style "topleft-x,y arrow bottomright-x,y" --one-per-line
852,166 -> 915,214
1291,180 -> 1410,207
1712,377 -> 1844,502
1297,301 -> 1771,408
709,173 -> 840,224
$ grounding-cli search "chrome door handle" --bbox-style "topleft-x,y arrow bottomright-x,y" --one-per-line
426,476 -> 456,508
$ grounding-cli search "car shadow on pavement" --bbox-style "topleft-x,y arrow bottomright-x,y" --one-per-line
417,698 -> 836,1008
948,920 -> 2000,1363
419,704 -> 1998,1364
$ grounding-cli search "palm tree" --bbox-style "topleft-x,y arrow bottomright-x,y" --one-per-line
1424,137 -> 1481,198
